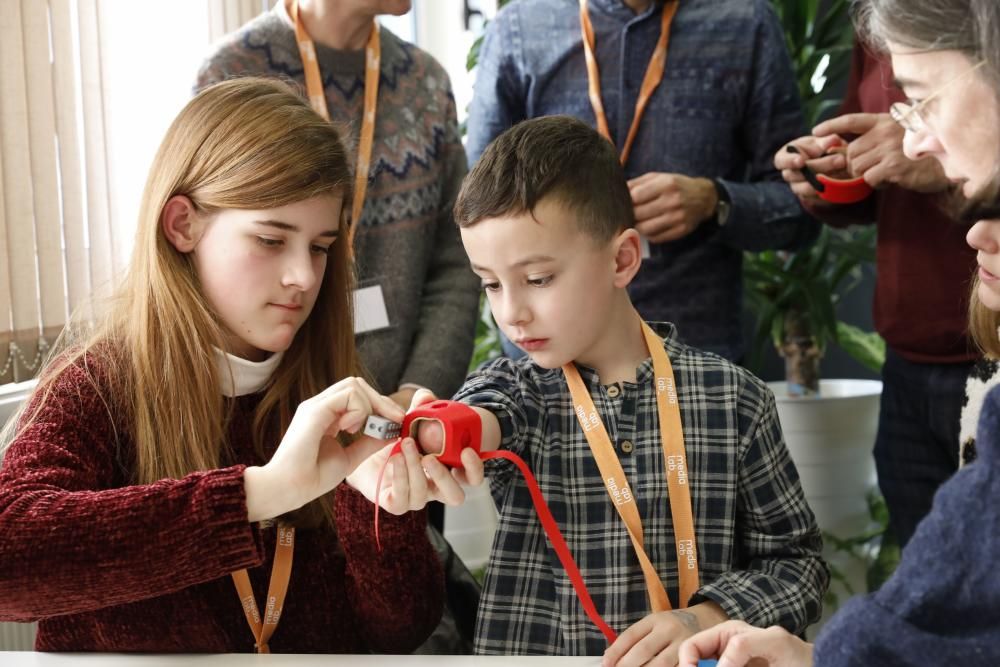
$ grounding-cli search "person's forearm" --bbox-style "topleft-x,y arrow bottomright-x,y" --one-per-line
244,464 -> 299,522
686,600 -> 729,630
472,406 -> 502,452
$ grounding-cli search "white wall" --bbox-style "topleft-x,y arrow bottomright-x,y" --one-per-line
412,0 -> 498,125
0,382 -> 34,447
0,382 -> 37,650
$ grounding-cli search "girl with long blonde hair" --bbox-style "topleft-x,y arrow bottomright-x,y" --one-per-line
0,77 -> 464,653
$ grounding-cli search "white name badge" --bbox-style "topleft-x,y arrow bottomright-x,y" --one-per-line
640,235 -> 651,259
353,285 -> 391,334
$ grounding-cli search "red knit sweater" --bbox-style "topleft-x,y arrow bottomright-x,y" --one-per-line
0,359 -> 444,652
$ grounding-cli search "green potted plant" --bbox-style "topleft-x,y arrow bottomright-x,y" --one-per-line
744,225 -> 885,395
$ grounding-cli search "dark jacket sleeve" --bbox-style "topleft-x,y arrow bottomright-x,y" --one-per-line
464,3 -> 527,168
716,0 -> 820,253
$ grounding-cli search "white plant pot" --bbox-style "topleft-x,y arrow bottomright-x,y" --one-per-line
768,378 -> 883,632
444,482 -> 497,571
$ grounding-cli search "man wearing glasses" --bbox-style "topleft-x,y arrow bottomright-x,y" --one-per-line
774,41 -> 978,551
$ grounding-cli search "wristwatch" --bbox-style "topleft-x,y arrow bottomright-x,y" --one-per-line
712,179 -> 732,227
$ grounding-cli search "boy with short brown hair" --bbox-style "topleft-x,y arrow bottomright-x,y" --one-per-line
428,115 -> 827,659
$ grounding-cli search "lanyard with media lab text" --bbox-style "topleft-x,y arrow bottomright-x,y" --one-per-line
562,320 -> 699,611
231,524 -> 295,653
289,0 -> 380,248
579,0 -> 679,166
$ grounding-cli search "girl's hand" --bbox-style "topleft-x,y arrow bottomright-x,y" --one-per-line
345,436 -> 475,514
244,376 -> 404,522
677,620 -> 814,667
346,388 -> 485,512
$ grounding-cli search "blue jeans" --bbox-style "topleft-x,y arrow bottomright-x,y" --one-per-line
873,349 -> 972,548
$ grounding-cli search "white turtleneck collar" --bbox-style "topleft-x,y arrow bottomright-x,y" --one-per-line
213,347 -> 284,397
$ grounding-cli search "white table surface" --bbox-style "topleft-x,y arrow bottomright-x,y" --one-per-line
2,654 -> 603,666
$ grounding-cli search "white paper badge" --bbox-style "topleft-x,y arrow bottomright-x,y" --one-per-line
353,284 -> 390,334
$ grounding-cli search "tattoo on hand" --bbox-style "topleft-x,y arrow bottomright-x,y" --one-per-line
671,610 -> 701,634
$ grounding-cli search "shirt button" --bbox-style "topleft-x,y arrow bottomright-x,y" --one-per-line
620,439 -> 634,453
606,384 -> 621,398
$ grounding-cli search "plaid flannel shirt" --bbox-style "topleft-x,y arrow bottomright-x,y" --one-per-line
454,323 -> 828,655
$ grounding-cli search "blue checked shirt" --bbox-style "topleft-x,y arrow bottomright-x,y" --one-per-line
454,324 -> 828,655
466,0 -> 820,360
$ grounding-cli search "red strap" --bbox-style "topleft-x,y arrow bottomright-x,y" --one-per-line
371,401 -> 618,643
373,437 -> 405,550
480,449 -> 618,643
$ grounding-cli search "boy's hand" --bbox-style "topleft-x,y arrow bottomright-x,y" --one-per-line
409,388 -> 445,454
389,386 -> 418,410
603,601 -> 728,667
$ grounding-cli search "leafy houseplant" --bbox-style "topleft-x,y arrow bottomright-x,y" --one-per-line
744,225 -> 885,395
745,0 -> 886,396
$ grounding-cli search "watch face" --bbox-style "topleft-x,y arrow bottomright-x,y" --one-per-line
717,200 -> 731,226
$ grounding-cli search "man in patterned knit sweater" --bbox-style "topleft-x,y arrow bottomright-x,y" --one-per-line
196,0 -> 479,411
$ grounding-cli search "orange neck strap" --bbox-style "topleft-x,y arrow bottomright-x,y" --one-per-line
289,0 -> 380,247
562,320 -> 699,610
231,524 -> 295,653
579,0 -> 679,166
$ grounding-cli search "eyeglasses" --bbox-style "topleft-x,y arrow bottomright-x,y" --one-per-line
889,60 -> 987,133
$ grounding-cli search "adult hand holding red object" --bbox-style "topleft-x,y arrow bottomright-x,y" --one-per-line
813,112 -> 949,193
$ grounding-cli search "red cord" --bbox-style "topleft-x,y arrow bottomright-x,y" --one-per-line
373,442 -> 618,643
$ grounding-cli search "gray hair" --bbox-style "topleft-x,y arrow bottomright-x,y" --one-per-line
855,0 -> 1000,90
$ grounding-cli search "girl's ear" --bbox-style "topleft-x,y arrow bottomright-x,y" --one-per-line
612,227 -> 643,288
161,195 -> 203,253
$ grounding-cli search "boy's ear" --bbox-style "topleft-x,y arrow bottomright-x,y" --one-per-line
612,228 -> 643,288
161,195 -> 203,253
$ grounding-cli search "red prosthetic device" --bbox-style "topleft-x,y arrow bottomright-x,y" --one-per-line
403,400 -> 482,468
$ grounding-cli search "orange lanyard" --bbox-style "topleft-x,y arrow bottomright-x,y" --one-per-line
579,0 -> 679,166
231,524 -> 295,653
288,0 -> 380,247
562,320 -> 699,611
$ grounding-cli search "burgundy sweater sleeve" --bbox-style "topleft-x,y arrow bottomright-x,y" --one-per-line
0,363 -> 263,622
333,485 -> 444,653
